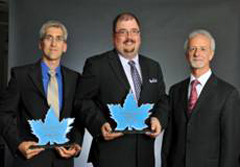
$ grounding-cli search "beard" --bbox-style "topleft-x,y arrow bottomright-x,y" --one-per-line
123,39 -> 136,53
190,59 -> 205,69
123,47 -> 135,53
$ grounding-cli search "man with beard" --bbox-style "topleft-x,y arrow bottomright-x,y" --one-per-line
75,12 -> 168,167
162,29 -> 240,167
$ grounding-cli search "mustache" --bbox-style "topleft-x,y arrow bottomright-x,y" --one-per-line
191,58 -> 203,61
124,39 -> 136,44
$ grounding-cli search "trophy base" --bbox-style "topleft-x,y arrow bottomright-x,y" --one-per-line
113,129 -> 154,134
29,143 -> 72,149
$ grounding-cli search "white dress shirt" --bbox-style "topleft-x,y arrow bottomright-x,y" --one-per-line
188,69 -> 212,99
118,54 -> 142,100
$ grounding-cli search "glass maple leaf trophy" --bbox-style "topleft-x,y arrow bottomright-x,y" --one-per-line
107,92 -> 154,134
28,107 -> 75,149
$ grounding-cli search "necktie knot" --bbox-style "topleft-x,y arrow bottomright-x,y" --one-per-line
128,60 -> 135,67
48,69 -> 56,77
191,79 -> 200,87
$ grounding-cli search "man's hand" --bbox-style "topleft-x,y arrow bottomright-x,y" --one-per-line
146,117 -> 162,138
101,122 -> 123,140
55,143 -> 81,158
18,141 -> 44,159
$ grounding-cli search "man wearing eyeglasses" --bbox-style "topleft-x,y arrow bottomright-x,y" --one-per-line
0,20 -> 83,167
75,12 -> 168,167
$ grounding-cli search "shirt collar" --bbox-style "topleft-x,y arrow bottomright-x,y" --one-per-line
190,69 -> 212,87
41,61 -> 61,76
118,53 -> 139,67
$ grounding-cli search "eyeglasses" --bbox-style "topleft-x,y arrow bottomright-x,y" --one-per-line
43,35 -> 65,43
115,29 -> 140,36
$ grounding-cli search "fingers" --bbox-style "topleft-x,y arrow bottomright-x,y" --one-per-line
56,144 -> 82,158
101,123 -> 123,140
55,147 -> 72,158
18,141 -> 44,159
18,141 -> 82,159
101,122 -> 112,136
146,117 -> 162,138
69,144 -> 81,156
104,131 -> 123,140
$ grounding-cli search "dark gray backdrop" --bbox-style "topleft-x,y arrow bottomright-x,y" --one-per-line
8,0 -> 240,166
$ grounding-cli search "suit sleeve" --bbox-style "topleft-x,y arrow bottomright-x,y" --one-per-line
74,58 -> 106,138
0,68 -> 22,155
69,117 -> 85,147
220,88 -> 240,167
69,115 -> 85,157
161,87 -> 173,167
150,63 -> 169,130
68,73 -> 85,154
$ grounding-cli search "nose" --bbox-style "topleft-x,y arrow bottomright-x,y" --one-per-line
50,39 -> 57,46
126,32 -> 135,41
125,31 -> 131,38
193,48 -> 200,57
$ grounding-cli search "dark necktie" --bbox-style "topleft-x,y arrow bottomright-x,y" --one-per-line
187,79 -> 200,116
128,60 -> 142,100
47,69 -> 59,118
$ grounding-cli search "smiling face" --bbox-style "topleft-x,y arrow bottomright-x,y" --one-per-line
39,27 -> 67,63
113,18 -> 141,60
186,34 -> 214,73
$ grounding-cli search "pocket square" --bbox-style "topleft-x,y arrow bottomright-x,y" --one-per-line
149,78 -> 158,83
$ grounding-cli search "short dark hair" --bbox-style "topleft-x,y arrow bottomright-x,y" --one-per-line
112,12 -> 141,33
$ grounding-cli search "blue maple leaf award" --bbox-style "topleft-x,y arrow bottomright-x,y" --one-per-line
28,107 -> 74,148
107,92 -> 154,133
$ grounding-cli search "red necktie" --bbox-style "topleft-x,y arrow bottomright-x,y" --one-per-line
188,80 -> 200,116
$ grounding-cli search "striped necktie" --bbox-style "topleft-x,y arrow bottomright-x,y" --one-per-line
128,60 -> 142,100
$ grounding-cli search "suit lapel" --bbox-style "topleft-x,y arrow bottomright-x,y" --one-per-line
60,66 -> 70,119
138,55 -> 149,101
189,74 -> 216,119
180,78 -> 190,120
108,50 -> 130,91
28,61 -> 46,99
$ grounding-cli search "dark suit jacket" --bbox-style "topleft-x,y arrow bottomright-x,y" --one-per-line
75,50 -> 168,167
0,61 -> 84,167
162,74 -> 240,167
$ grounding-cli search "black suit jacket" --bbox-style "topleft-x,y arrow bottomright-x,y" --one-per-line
0,61 -> 84,167
75,50 -> 168,167
162,74 -> 240,167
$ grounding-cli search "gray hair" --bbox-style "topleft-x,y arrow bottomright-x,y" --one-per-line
184,29 -> 215,52
39,20 -> 68,41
